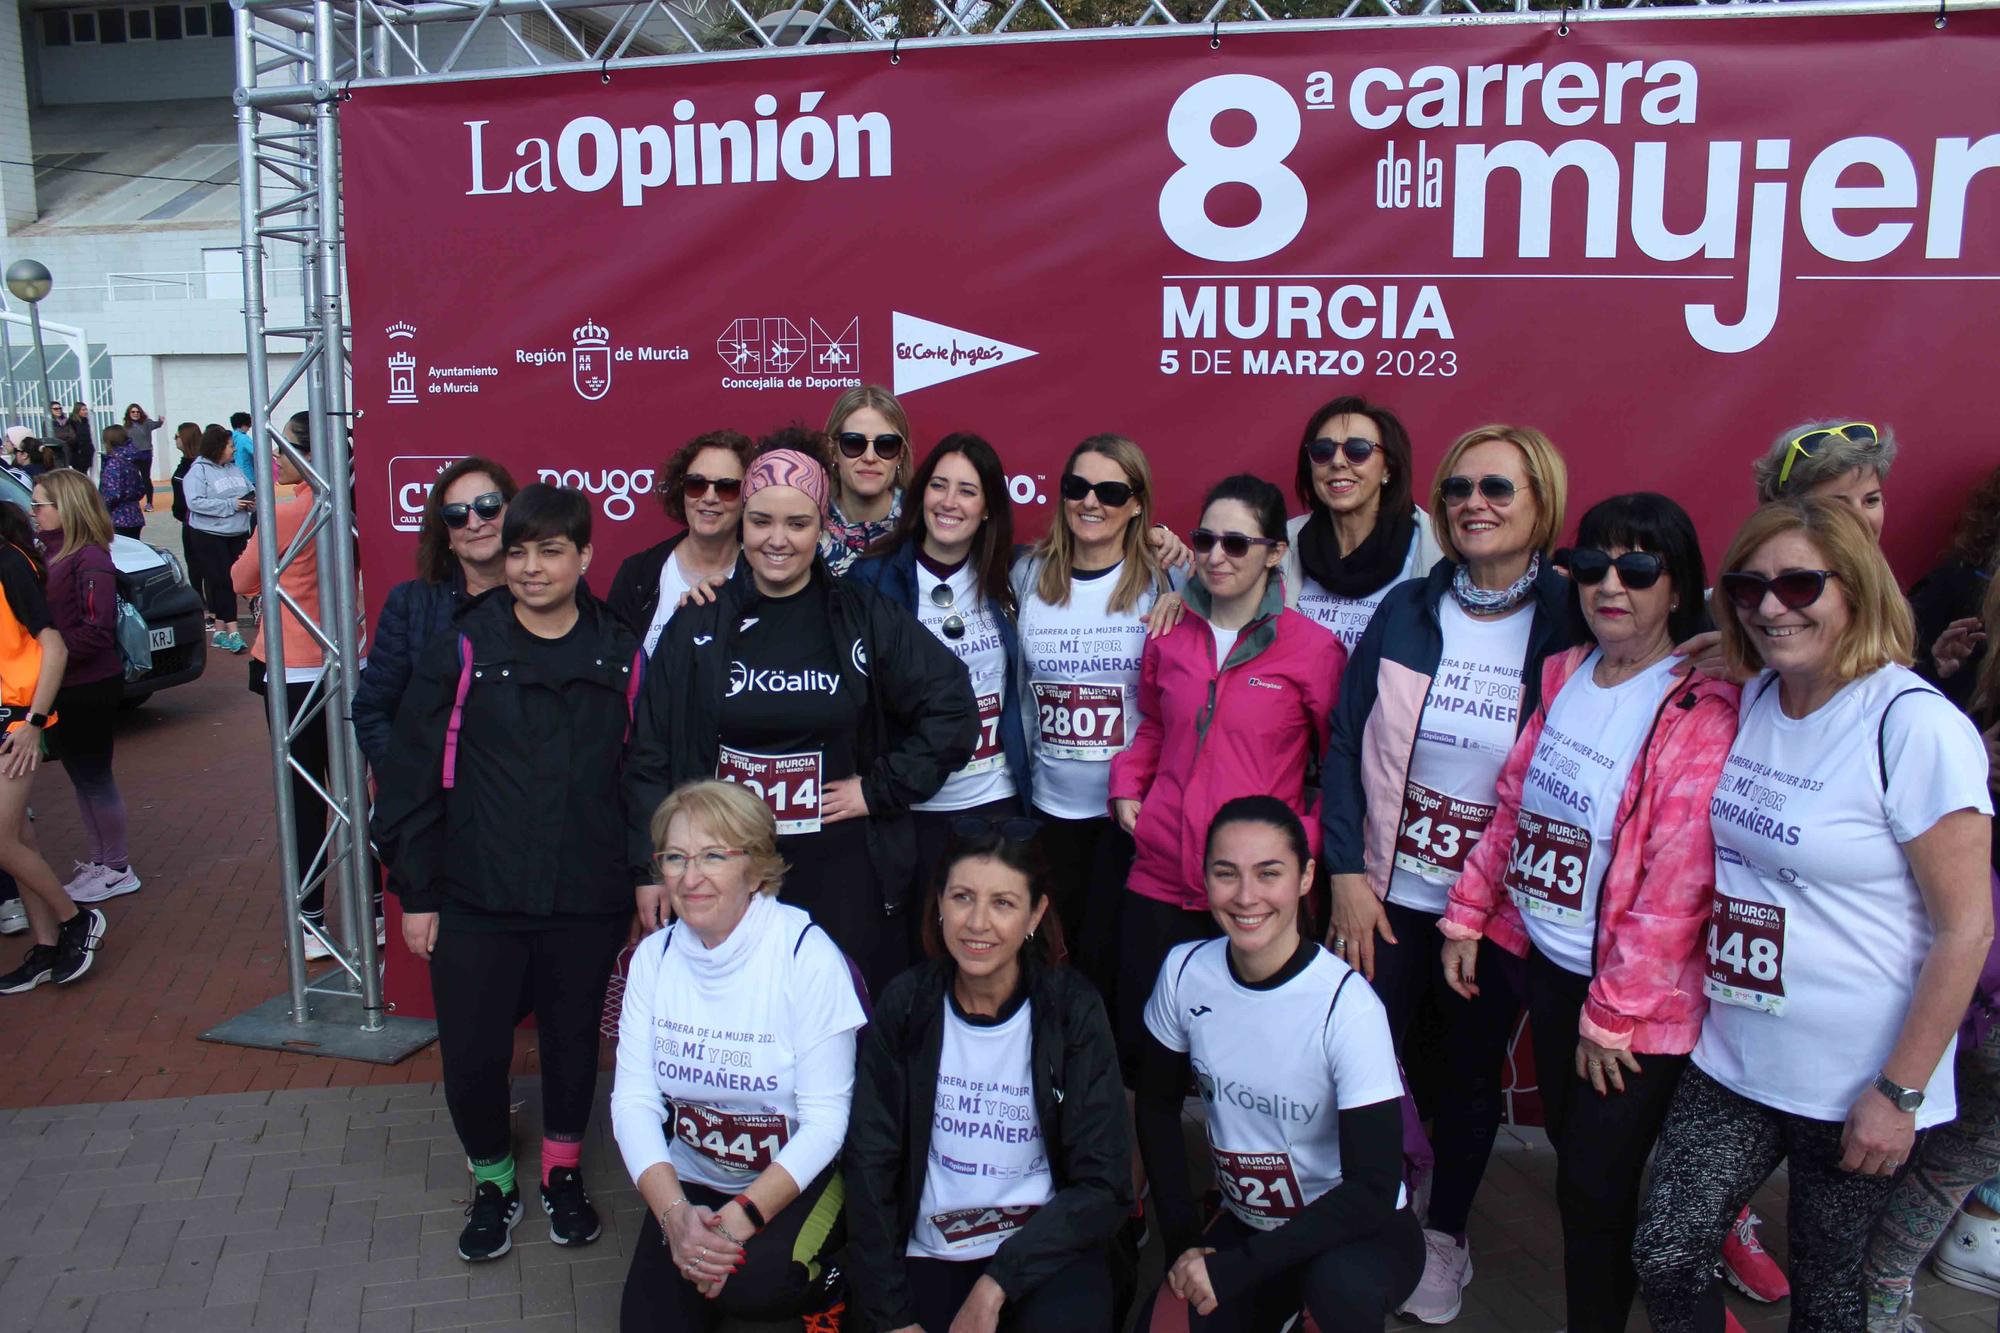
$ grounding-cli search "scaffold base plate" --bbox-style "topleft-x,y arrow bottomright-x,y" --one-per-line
200,991 -> 438,1064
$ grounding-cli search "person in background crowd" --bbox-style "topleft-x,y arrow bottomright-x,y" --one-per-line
353,457 -> 519,773
121,405 -> 162,512
848,434 -> 1032,899
1634,497 -> 1993,1333
1863,547 -> 2000,1326
4,428 -> 37,484
182,424 -> 252,653
1110,473 -> 1344,1068
1136,797 -> 1422,1331
625,429 -> 977,997
612,779 -> 865,1329
96,425 -> 148,540
169,423 -> 202,606
847,820 -> 1130,1333
1279,396 -> 1447,651
607,429 -> 750,653
821,385 -> 914,575
65,403 -> 93,477
1908,462 -> 1999,708
1439,494 -> 1736,1332
45,404 -> 74,463
31,470 -> 141,906
229,412 -> 258,494
0,500 -> 107,994
1320,424 -> 1574,1323
233,414 -> 365,960
1012,434 -> 1181,1003
377,483 -> 641,1265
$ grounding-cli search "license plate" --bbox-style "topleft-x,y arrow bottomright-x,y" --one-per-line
148,627 -> 174,649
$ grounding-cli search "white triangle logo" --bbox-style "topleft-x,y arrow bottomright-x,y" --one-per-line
891,312 -> 1037,395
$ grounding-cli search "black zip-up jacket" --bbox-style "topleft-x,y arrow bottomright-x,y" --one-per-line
353,566 -> 470,770
622,556 -> 978,907
845,957 -> 1132,1331
375,589 -> 643,916
606,531 -> 688,639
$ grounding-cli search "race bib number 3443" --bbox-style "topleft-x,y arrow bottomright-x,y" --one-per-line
1704,896 -> 1787,1016
1032,682 -> 1127,760
717,747 -> 822,835
1503,810 -> 1591,924
1394,781 -> 1495,881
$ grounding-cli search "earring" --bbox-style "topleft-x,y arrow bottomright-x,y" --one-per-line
1026,928 -> 1035,941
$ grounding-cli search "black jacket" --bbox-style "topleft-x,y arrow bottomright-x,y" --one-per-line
606,531 -> 688,638
622,556 -> 979,906
845,957 -> 1132,1331
1909,556 -> 1990,710
374,589 -> 643,916
353,567 -> 471,769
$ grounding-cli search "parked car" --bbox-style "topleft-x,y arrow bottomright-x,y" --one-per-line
0,468 -> 206,702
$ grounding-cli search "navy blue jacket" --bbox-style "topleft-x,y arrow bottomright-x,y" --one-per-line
353,568 -> 470,770
846,541 -> 1032,811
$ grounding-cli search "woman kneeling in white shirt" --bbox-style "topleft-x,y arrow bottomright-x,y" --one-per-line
612,779 -> 867,1329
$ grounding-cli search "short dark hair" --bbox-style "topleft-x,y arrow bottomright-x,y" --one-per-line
752,423 -> 834,473
659,429 -> 753,524
1205,795 -> 1311,869
1200,473 -> 1287,542
230,412 -> 253,430
285,411 -> 312,454
872,432 -> 1018,620
921,824 -> 1065,969
502,482 -> 590,550
1563,492 -> 1711,647
101,425 -> 128,451
198,424 -> 232,463
415,456 -> 520,584
1294,396 -> 1416,522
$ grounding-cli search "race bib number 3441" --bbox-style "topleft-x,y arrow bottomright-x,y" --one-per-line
1704,896 -> 1787,1016
1033,682 -> 1127,760
672,1104 -> 790,1174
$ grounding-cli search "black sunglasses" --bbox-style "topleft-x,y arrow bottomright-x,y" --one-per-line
928,581 -> 965,641
1060,473 -> 1138,508
951,814 -> 1043,843
1720,569 -> 1842,613
837,432 -> 904,461
681,474 -> 742,501
1440,474 -> 1518,505
1563,548 -> 1666,590
440,491 -> 504,529
1307,436 -> 1380,467
1191,529 -> 1280,559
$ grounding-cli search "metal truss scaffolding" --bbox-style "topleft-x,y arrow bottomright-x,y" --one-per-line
219,0 -> 1968,1059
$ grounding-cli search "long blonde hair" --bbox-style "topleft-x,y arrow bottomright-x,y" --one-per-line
1031,434 -> 1167,616
36,468 -> 113,563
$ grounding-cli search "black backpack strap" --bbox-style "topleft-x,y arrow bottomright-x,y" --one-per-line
1877,686 -> 1939,790
1324,967 -> 1355,1034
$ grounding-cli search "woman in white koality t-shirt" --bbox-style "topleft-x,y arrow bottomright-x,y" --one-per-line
1634,496 -> 1994,1333
611,780 -> 867,1331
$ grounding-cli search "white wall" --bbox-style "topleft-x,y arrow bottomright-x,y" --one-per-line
0,3 -> 36,230
31,15 -> 235,105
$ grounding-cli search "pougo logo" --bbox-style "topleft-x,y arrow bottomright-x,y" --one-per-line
387,455 -> 458,532
573,320 -> 611,401
537,467 -> 656,522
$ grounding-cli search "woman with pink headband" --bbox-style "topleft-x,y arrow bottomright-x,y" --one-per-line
624,426 -> 980,996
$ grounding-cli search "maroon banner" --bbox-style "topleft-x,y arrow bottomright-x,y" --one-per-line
344,12 -> 2000,1014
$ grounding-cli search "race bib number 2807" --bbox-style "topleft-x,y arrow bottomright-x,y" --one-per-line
1032,682 -> 1126,760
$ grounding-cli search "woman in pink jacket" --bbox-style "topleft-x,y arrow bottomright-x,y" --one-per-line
1438,493 -> 1738,1333
1109,473 -> 1345,1066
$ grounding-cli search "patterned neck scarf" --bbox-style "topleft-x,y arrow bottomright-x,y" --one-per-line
1450,552 -> 1541,615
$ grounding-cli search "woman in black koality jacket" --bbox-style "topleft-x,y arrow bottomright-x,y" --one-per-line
845,823 -> 1130,1333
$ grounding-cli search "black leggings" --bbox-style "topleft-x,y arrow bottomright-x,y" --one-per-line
774,818 -> 906,1003
249,668 -> 333,922
429,915 -> 625,1161
1634,1064 -> 1907,1333
183,528 -> 247,623
619,1169 -> 845,1330
905,1250 -> 1112,1332
1142,1206 -> 1423,1333
1034,810 -> 1135,1007
1369,898 -> 1521,1236
1116,891 -> 1222,1080
1524,947 -> 1687,1333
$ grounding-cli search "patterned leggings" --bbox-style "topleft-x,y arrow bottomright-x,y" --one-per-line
1862,1023 -> 2000,1330
1634,1065 -> 1904,1333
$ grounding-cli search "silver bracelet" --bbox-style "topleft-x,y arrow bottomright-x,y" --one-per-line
659,1196 -> 688,1241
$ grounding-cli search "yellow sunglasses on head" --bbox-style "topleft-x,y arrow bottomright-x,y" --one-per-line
1777,422 -> 1877,490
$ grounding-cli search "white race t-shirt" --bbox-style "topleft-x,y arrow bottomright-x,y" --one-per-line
1286,514 -> 1427,654
1386,599 -> 1534,914
641,546 -> 697,658
1145,940 -> 1407,1231
1508,652 -> 1680,975
914,560 -> 1015,813
907,997 -> 1055,1260
1694,666 -> 1993,1129
1014,557 -> 1167,821
608,894 -> 868,1192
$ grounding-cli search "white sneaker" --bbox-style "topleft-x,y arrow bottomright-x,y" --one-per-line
301,930 -> 333,961
0,900 -> 25,935
1933,1207 -> 2000,1297
1396,1229 -> 1473,1324
72,865 -> 140,903
61,861 -> 106,897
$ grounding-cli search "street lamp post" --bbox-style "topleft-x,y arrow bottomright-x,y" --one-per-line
3,260 -> 55,425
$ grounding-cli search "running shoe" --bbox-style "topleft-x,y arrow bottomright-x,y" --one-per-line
50,908 -> 106,984
1932,1205 -> 2000,1297
71,865 -> 140,903
0,943 -> 57,993
61,861 -> 107,897
0,899 -> 26,935
541,1167 -> 602,1246
1396,1229 -> 1472,1324
1721,1207 -> 1789,1302
302,930 -> 333,962
458,1181 -> 522,1262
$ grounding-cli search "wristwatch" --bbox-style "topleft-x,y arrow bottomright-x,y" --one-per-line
1874,1073 -> 1924,1113
25,713 -> 48,730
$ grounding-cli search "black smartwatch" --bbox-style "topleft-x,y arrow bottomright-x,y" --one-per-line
1873,1073 -> 1924,1113
25,713 -> 48,730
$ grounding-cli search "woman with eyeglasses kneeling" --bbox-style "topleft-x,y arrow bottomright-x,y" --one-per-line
625,429 -> 978,999
1109,474 -> 1344,1071
848,435 -> 1032,898
613,780 -> 867,1331
1437,494 -> 1738,1333
847,818 -> 1130,1333
1319,425 -> 1574,1323
608,429 -> 751,655
1634,497 -> 1995,1333
1136,796 -> 1422,1331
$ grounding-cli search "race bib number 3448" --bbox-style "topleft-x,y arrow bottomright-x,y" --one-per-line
1704,896 -> 1787,1016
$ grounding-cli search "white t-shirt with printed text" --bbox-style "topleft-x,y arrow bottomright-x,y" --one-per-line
914,559 -> 1015,813
1286,513 -> 1428,654
642,546 -> 697,658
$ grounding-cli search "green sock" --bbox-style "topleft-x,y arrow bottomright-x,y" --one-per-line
471,1153 -> 516,1196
